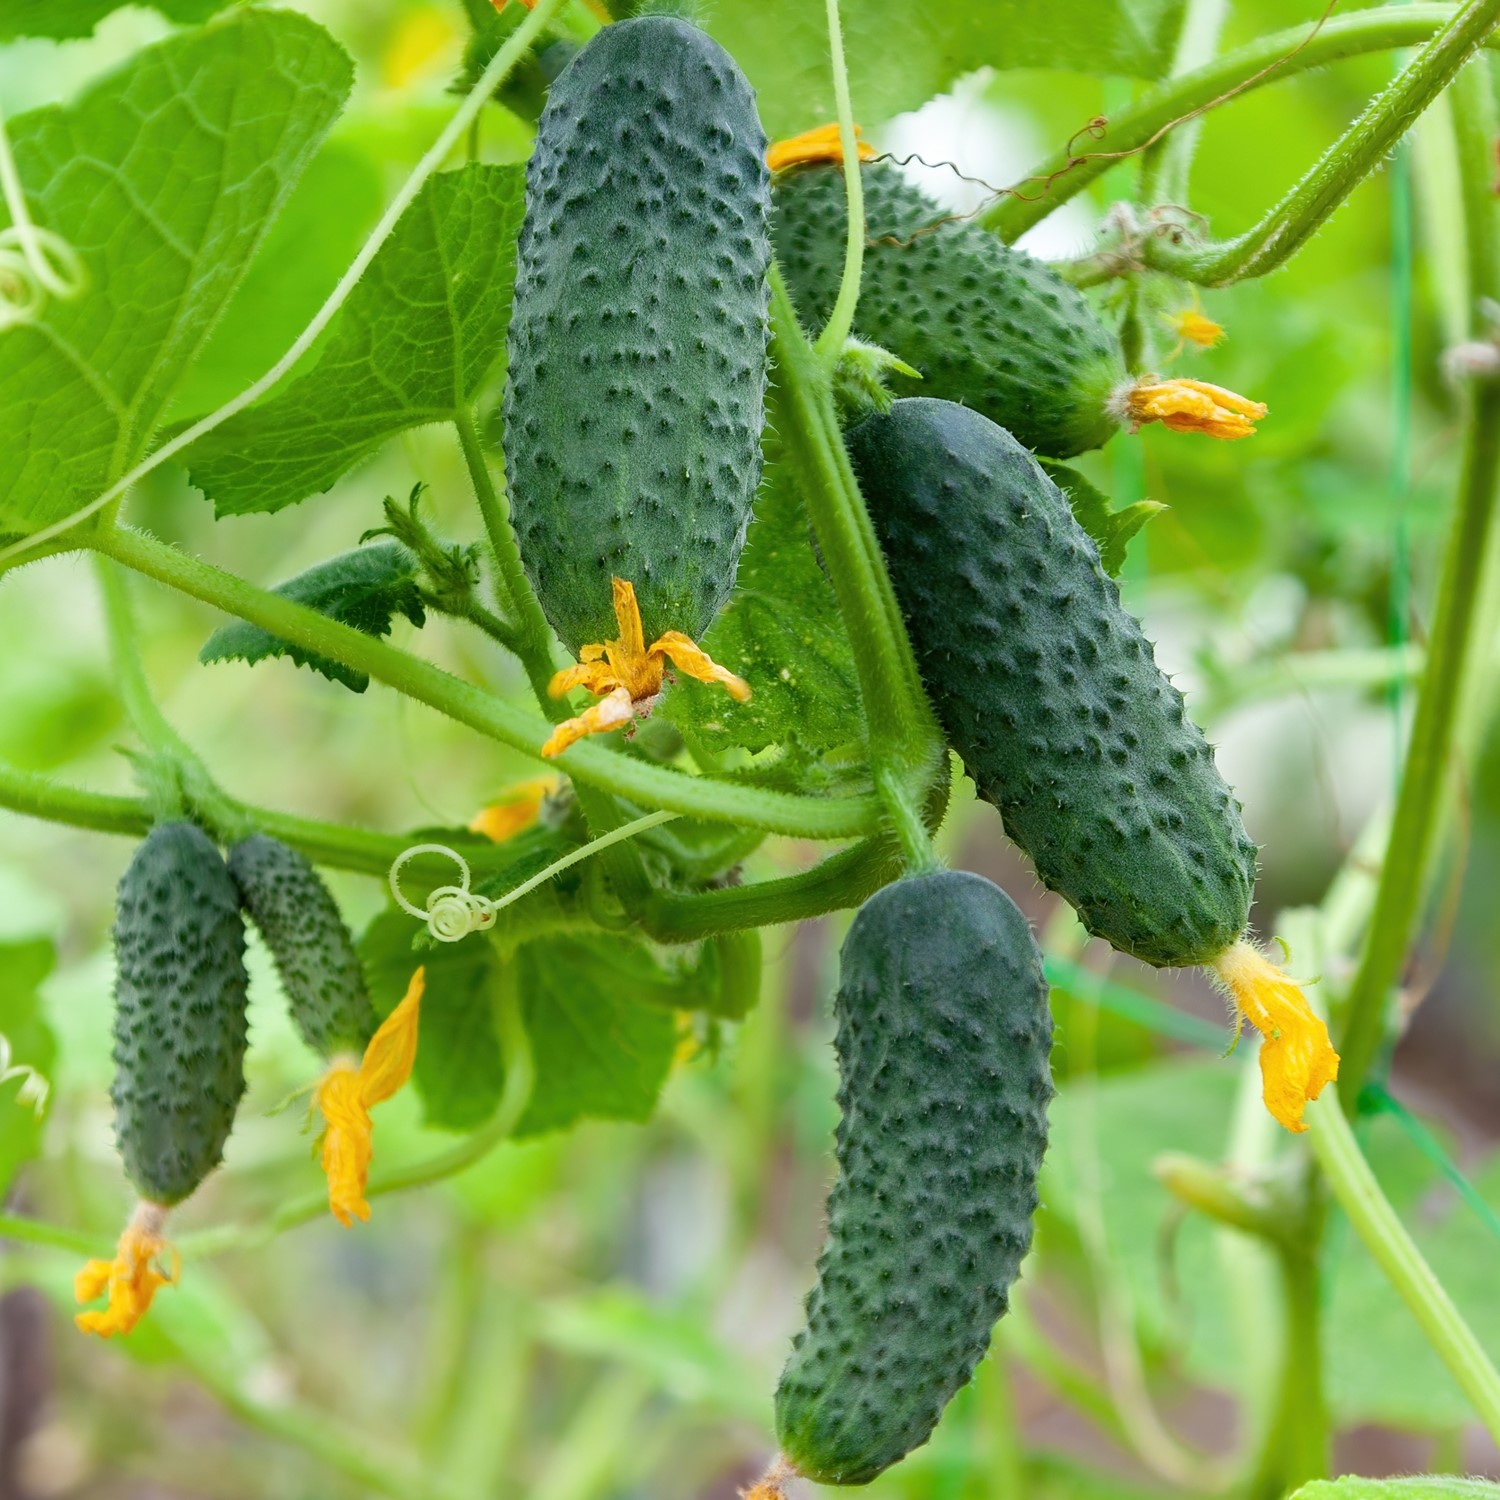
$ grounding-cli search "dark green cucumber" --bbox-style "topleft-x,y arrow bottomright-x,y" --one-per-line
774,162 -> 1124,458
776,871 -> 1051,1485
505,16 -> 771,653
849,398 -> 1257,968
229,834 -> 375,1058
110,822 -> 250,1207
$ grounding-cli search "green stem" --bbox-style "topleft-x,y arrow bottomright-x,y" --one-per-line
1136,0 -> 1230,207
1306,1093 -> 1500,1443
768,273 -> 943,820
88,524 -> 878,840
453,410 -> 560,712
1138,0 -> 1500,285
1338,58 -> 1500,1099
811,0 -> 865,364
875,764 -> 939,874
988,4 -> 1491,244
0,1213 -> 103,1257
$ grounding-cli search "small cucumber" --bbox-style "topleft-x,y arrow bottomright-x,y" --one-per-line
229,834 -> 375,1059
848,398 -> 1257,968
774,162 -> 1124,458
505,15 -> 771,653
775,870 -> 1052,1486
110,822 -> 250,1207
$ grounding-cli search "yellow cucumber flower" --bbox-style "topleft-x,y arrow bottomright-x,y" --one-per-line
1112,375 -> 1266,440
1161,306 -> 1225,351
316,967 -> 425,1226
75,1201 -> 178,1338
469,777 -> 559,842
766,123 -> 877,173
542,578 -> 749,758
1211,940 -> 1339,1133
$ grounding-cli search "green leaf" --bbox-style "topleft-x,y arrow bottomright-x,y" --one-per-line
1292,1482 -> 1500,1499
199,542 -> 425,693
0,10 -> 352,534
183,164 -> 525,516
0,939 -> 56,1198
1042,462 -> 1164,577
705,0 -> 1187,139
514,938 -> 679,1137
665,453 -> 864,756
0,0 -> 227,40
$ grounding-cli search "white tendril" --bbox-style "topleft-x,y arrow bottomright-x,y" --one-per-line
0,1031 -> 49,1118
0,104 -> 85,331
388,844 -> 496,942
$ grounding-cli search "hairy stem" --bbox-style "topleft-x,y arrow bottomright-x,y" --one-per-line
1136,0 -> 1229,207
1306,1093 -> 1500,1442
88,525 -> 878,839
1338,57 -> 1500,1098
989,4 -> 1494,245
1137,0 -> 1500,285
812,0 -> 866,363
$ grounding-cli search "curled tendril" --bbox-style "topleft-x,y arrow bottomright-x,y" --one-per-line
388,844 -> 496,943
0,1031 -> 49,1118
0,104 -> 86,331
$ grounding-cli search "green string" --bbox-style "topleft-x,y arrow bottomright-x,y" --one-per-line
1389,119 -> 1416,762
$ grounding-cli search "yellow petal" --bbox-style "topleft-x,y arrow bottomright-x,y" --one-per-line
469,777 -> 558,842
650,631 -> 752,703
549,658 -> 620,699
1211,940 -> 1340,1133
316,1061 -> 373,1227
541,684 -> 636,758
1114,375 -> 1266,440
74,1203 -> 177,1338
766,122 -> 877,173
609,577 -> 647,663
359,967 -> 425,1107
1162,308 -> 1225,349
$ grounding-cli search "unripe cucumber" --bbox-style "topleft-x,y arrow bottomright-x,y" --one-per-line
229,834 -> 375,1059
505,16 -> 771,653
110,822 -> 250,1207
774,163 -> 1124,458
848,398 -> 1256,968
776,871 -> 1051,1485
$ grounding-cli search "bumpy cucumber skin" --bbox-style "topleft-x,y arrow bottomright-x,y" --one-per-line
774,163 -> 1123,459
775,871 -> 1051,1486
110,823 -> 250,1207
505,16 -> 771,653
228,834 -> 375,1059
849,399 -> 1257,968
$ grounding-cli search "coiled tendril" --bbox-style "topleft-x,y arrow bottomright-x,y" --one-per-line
388,844 -> 497,943
0,104 -> 85,331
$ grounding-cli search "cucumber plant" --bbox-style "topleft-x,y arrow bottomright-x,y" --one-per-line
5,0 -> 1500,1494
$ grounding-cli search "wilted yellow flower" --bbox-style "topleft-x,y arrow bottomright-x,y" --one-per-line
1162,306 -> 1225,350
316,967 -> 425,1226
1113,375 -> 1266,441
75,1201 -> 178,1338
1212,941 -> 1339,1133
470,777 -> 558,842
542,578 -> 749,758
766,123 -> 877,173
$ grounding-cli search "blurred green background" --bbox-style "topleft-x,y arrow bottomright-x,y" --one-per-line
3,1 -> 1500,1497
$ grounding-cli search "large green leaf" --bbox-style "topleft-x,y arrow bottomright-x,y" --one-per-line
184,164 -> 525,516
705,0 -> 1188,138
665,453 -> 863,756
0,939 -> 56,1197
0,10 -> 352,534
1292,1483 -> 1500,1499
199,542 -> 426,694
0,0 -> 226,39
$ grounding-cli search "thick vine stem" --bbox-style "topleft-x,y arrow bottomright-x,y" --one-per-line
1338,58 -> 1500,1099
86,525 -> 879,840
991,5 -> 1495,244
1133,0 -> 1500,286
1306,1094 -> 1500,1442
768,272 -> 946,845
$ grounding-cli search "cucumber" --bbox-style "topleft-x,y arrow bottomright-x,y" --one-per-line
848,398 -> 1257,968
229,834 -> 375,1059
774,162 -> 1124,459
110,822 -> 250,1207
505,15 -> 771,653
775,871 -> 1051,1485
